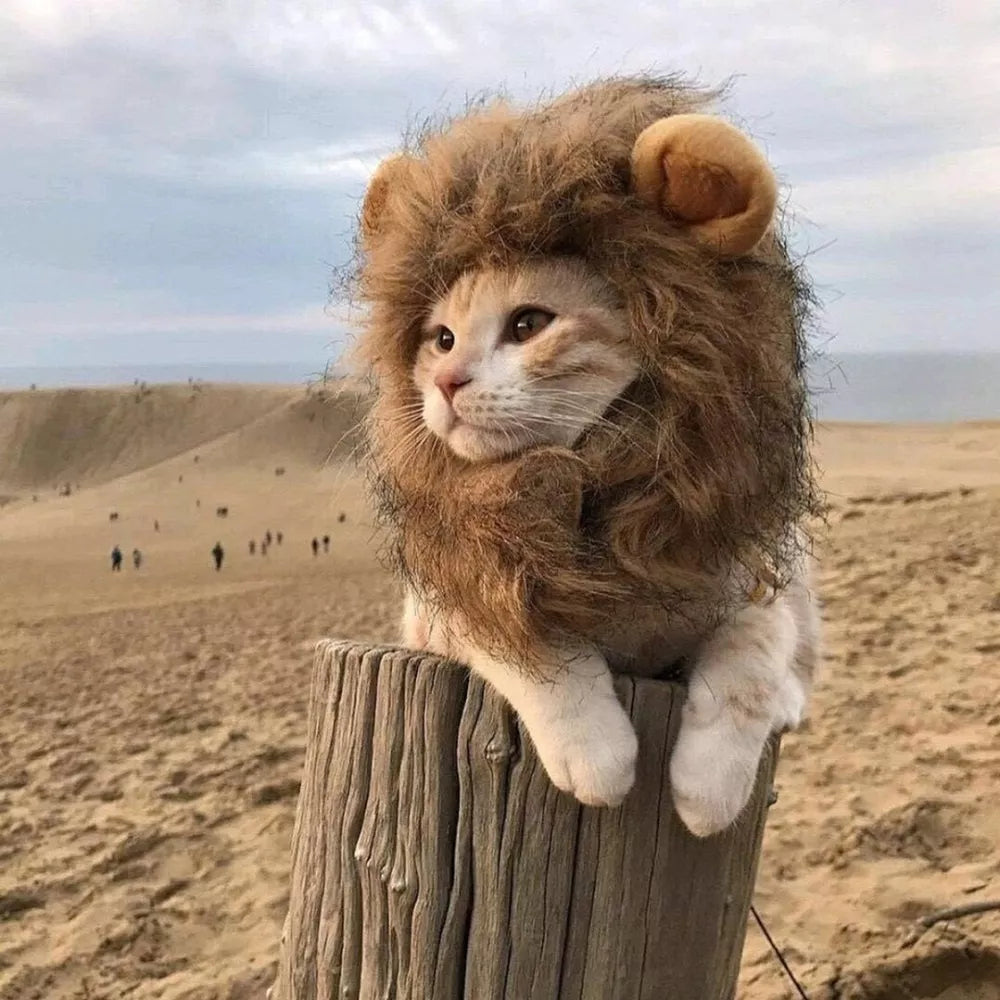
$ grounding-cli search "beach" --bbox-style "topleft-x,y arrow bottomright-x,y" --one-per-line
1,383 -> 998,999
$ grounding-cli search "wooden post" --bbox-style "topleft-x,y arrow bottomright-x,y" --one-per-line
269,640 -> 777,1000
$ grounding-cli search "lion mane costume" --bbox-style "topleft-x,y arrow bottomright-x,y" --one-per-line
351,75 -> 819,666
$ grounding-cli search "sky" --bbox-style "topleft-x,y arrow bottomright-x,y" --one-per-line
2,0 -> 998,371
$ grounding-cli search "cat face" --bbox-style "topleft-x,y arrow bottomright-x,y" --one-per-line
413,259 -> 639,462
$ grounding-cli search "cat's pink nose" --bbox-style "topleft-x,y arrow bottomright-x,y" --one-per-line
435,372 -> 471,403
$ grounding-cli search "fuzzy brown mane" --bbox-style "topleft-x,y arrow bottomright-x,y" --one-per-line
348,74 -> 820,663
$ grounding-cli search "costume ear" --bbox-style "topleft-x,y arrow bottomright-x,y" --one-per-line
361,154 -> 411,248
631,114 -> 778,257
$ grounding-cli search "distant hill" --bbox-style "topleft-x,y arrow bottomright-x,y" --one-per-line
0,382 -> 368,491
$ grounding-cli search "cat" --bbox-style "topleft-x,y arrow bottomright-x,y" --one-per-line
398,256 -> 820,838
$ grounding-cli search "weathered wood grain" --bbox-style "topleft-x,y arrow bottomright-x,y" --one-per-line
269,640 -> 778,1000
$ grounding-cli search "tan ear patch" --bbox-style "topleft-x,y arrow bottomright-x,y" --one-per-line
631,114 -> 778,257
361,154 -> 411,249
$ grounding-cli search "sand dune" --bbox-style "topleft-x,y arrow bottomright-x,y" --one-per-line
0,384 -> 303,494
0,386 -> 998,1000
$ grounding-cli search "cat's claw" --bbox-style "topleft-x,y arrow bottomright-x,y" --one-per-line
531,697 -> 638,807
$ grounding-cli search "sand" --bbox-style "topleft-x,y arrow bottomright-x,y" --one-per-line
0,384 -> 997,1000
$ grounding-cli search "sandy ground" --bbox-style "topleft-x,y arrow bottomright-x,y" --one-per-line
0,386 -> 998,999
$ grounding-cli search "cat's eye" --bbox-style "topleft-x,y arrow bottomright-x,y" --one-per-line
508,308 -> 555,343
434,326 -> 455,352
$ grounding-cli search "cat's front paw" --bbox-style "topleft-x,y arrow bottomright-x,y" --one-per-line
531,695 -> 638,808
669,711 -> 768,838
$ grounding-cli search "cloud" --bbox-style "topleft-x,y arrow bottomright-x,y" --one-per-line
793,145 -> 1000,235
0,304 -> 341,339
1,0 -> 999,364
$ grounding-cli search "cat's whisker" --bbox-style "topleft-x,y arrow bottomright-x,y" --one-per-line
372,415 -> 434,474
505,421 -> 545,454
541,394 -> 663,446
512,403 -> 660,465
531,386 -> 663,427
392,423 -> 434,466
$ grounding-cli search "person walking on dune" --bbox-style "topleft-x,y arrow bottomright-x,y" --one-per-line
276,531 -> 283,546
212,541 -> 224,571
111,545 -> 123,572
311,537 -> 319,557
322,534 -> 330,554
132,548 -> 142,570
